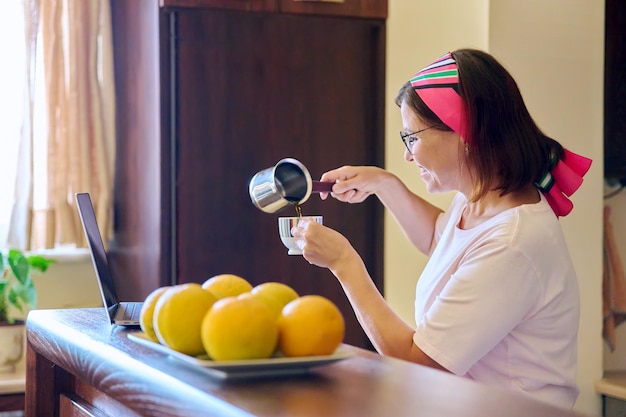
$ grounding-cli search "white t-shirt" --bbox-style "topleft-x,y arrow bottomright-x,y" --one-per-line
413,192 -> 579,408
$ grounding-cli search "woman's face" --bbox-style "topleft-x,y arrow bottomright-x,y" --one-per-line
400,101 -> 470,194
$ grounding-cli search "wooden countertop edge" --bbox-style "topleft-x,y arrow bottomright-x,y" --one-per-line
26,309 -> 256,417
596,371 -> 626,400
24,309 -> 596,417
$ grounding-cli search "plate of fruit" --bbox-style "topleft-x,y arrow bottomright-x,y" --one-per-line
127,274 -> 351,379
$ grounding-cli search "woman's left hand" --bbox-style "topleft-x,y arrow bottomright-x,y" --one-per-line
290,219 -> 356,271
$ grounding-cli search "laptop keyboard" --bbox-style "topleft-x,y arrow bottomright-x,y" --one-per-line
118,302 -> 143,321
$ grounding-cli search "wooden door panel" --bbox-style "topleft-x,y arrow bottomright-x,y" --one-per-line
172,10 -> 384,348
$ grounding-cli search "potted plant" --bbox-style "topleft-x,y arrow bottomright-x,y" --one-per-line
0,248 -> 55,373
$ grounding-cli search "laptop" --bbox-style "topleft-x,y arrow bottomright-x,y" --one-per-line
76,192 -> 143,326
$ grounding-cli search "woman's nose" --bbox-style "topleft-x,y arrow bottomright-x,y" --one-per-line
403,147 -> 413,162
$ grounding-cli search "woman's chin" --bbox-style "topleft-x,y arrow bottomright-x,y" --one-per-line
420,173 -> 438,193
422,178 -> 446,194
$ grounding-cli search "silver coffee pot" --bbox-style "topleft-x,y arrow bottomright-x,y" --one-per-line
248,158 -> 333,213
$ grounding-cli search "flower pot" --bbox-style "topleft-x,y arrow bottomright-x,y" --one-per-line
0,320 -> 25,373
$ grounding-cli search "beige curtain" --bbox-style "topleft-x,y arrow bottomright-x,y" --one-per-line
10,0 -> 116,250
6,0 -> 38,251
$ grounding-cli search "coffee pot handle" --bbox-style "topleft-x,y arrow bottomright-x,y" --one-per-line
311,181 -> 334,193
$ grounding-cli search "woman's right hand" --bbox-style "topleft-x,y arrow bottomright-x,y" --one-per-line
291,218 -> 359,273
318,166 -> 391,203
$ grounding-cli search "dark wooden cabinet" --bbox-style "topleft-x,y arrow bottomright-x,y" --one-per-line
605,0 -> 626,179
0,394 -> 24,412
109,0 -> 386,350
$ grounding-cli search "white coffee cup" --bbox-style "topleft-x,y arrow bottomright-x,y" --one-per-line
278,216 -> 323,255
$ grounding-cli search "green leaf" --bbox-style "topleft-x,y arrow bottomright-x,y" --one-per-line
0,281 -> 7,305
8,249 -> 30,285
8,287 -> 24,313
13,277 -> 35,306
27,255 -> 56,272
0,301 -> 7,323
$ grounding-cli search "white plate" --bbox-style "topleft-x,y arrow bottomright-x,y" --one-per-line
127,332 -> 352,379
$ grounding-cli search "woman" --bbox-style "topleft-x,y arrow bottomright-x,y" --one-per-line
291,49 -> 591,408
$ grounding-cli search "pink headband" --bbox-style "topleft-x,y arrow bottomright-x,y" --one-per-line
410,52 -> 592,217
410,52 -> 469,141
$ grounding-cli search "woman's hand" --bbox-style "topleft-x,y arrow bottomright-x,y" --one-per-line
318,166 -> 391,203
290,218 -> 358,272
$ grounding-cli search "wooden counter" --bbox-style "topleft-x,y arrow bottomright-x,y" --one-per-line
26,308 -> 592,417
595,371 -> 626,416
596,371 -> 626,400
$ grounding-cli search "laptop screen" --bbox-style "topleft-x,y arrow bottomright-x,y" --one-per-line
76,192 -> 119,320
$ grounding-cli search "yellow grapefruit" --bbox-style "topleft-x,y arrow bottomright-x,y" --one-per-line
251,282 -> 299,311
153,283 -> 217,356
201,295 -> 278,361
238,291 -> 284,318
278,295 -> 345,357
201,274 -> 253,299
140,286 -> 171,342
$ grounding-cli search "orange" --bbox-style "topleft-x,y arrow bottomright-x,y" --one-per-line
251,282 -> 299,311
278,295 -> 345,357
153,283 -> 218,356
202,274 -> 253,299
238,291 -> 284,318
140,286 -> 171,342
201,295 -> 278,361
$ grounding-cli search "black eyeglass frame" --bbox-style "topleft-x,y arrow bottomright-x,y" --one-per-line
400,126 -> 435,154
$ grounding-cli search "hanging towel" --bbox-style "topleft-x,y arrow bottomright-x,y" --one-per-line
603,205 -> 626,351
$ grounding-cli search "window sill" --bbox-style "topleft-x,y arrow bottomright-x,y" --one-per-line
28,247 -> 90,264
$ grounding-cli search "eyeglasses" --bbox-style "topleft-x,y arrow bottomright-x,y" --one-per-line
400,127 -> 434,154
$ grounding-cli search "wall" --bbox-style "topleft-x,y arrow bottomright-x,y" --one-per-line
384,0 -> 604,415
384,0 -> 489,336
13,250 -> 102,320
33,255 -> 102,310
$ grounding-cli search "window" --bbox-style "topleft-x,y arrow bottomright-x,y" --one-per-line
0,1 -> 25,247
0,1 -> 114,253
0,1 -> 50,251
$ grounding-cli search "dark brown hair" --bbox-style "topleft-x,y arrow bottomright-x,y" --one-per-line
396,49 -> 564,201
